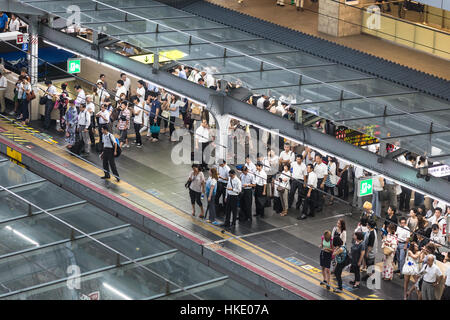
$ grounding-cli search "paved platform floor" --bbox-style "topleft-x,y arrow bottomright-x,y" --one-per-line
205,0 -> 450,80
0,114 -> 411,300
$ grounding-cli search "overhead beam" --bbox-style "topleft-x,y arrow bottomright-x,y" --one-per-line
38,25 -> 450,204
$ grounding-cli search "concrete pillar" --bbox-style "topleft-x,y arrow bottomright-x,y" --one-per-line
29,16 -> 38,85
318,0 -> 363,37
213,113 -> 230,163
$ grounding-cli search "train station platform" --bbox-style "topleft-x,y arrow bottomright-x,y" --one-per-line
204,0 -> 450,81
0,114 -> 408,300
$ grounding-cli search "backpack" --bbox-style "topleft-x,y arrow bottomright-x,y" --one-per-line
109,134 -> 121,158
336,246 -> 350,265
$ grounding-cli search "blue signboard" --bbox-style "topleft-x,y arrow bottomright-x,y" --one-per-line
22,43 -> 28,51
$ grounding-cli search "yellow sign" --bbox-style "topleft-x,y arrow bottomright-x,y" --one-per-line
130,50 -> 187,64
7,146 -> 22,163
301,264 -> 321,274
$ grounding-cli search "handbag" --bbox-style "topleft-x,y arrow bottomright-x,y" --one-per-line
383,245 -> 394,256
191,106 -> 202,121
39,96 -> 48,105
26,89 -> 36,102
150,125 -> 160,134
161,110 -> 170,119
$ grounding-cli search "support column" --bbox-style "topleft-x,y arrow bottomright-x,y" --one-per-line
214,113 -> 230,162
29,16 -> 38,85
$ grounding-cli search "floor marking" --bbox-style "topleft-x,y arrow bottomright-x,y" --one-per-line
285,257 -> 305,266
0,120 -> 366,301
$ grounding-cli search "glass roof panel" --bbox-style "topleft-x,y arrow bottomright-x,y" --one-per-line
188,56 -> 263,75
57,10 -> 131,24
23,0 -> 98,12
0,192 -> 31,221
294,64 -> 370,83
153,16 -> 225,30
183,29 -> 261,43
5,263 -> 169,300
100,0 -> 165,8
254,51 -> 331,68
219,39 -> 294,55
127,7 -> 194,19
83,20 -> 171,35
14,181 -> 82,213
300,100 -> 387,120
330,78 -> 416,97
0,240 -> 118,294
0,161 -> 42,188
0,215 -> 78,255
118,33 -> 195,49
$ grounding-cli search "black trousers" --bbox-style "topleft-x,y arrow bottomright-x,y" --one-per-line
215,181 -> 227,207
225,195 -> 238,226
88,115 -> 96,144
198,141 -> 210,170
240,188 -> 253,220
334,262 -> 345,290
399,186 -> 411,211
288,179 -> 304,209
44,99 -> 53,129
338,170 -> 349,199
102,148 -> 119,178
303,189 -> 318,216
316,178 -> 324,210
254,184 -> 265,217
169,116 -> 176,137
134,122 -> 142,145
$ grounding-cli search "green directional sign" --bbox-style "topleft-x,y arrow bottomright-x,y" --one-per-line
358,178 -> 373,197
67,59 -> 81,74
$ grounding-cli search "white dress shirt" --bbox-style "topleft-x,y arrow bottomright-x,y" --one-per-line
217,164 -> 230,183
226,177 -> 242,196
241,173 -> 255,189
75,89 -> 85,107
291,161 -> 307,181
77,110 -> 91,127
244,161 -> 257,176
279,150 -> 295,163
420,263 -> 442,283
136,86 -> 146,104
122,77 -> 131,93
0,76 -> 7,90
255,169 -> 267,186
306,171 -> 318,188
97,110 -> 110,124
9,19 -> 20,32
395,226 -> 411,243
115,86 -> 127,102
314,162 -> 327,179
195,125 -> 209,143
86,102 -> 95,115
302,150 -> 315,166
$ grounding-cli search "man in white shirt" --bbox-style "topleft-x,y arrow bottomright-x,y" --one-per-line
0,71 -> 7,114
279,142 -> 295,170
205,72 -> 216,89
131,96 -> 143,148
254,161 -> 267,218
395,217 -> 410,276
244,155 -> 257,176
289,154 -> 307,211
43,80 -> 58,130
96,104 -> 110,146
299,164 -> 318,220
77,103 -> 91,155
115,80 -> 127,105
420,255 -> 443,300
74,85 -> 85,110
120,73 -> 131,97
195,119 -> 211,171
302,146 -> 315,166
223,169 -> 242,229
136,80 -> 146,105
428,207 -> 446,233
8,14 -> 20,32
240,166 -> 255,222
85,95 -> 96,146
314,154 -> 328,212
215,159 -> 230,211
256,95 -> 267,109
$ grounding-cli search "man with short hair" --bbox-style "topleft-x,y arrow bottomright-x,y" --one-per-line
8,14 -> 20,32
215,159 -> 230,213
195,119 -> 211,171
362,220 -> 378,280
395,217 -> 410,278
115,80 -> 127,105
77,103 -> 91,155
298,164 -> 318,220
0,12 -> 9,32
120,73 -> 131,97
100,125 -> 120,182
222,169 -> 241,229
254,161 -> 267,218
85,95 -> 96,145
428,207 -> 446,233
289,154 -> 307,211
240,166 -> 255,222
98,74 -> 107,90
420,254 -> 442,300
43,80 -> 57,130
279,142 -> 295,170
314,154 -> 328,212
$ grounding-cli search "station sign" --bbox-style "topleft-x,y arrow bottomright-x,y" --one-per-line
22,43 -> 28,51
67,58 -> 81,74
16,33 -> 29,44
428,164 -> 450,177
358,178 -> 373,197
